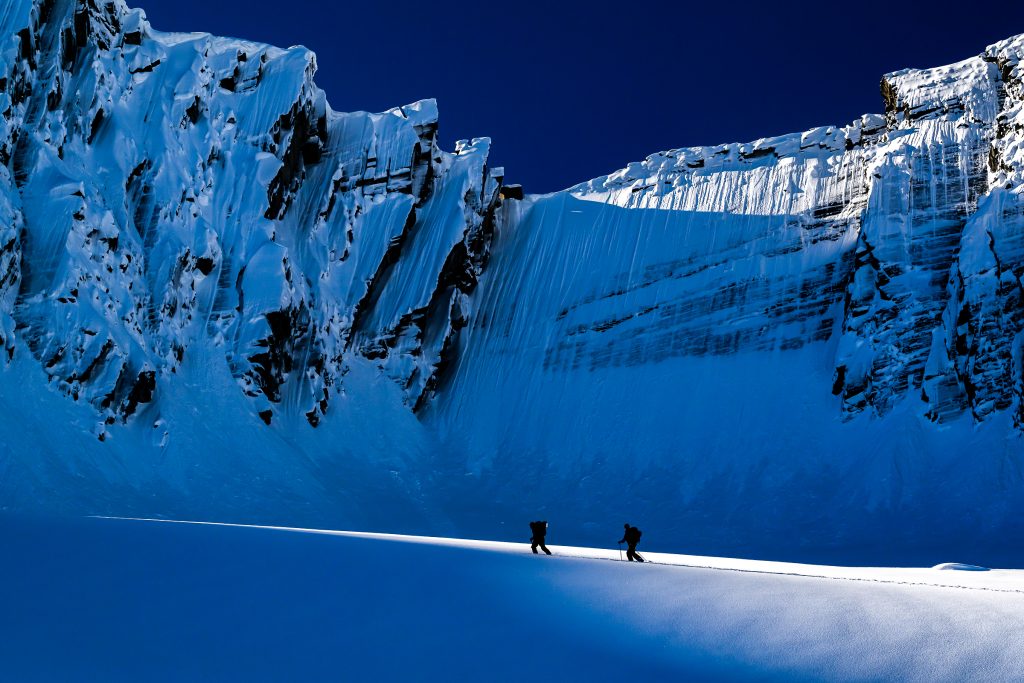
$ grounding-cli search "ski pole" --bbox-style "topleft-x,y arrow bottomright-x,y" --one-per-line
618,542 -> 623,561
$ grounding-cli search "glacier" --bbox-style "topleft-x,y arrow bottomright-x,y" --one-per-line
2,0 -> 1024,563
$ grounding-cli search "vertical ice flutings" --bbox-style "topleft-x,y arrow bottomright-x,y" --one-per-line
510,36 -> 1024,427
0,0 -> 502,433
1,3 -> 1024,433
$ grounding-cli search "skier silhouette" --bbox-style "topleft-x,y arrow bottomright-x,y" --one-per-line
619,523 -> 645,562
530,520 -> 552,555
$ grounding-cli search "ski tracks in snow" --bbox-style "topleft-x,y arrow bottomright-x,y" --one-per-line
92,516 -> 1024,596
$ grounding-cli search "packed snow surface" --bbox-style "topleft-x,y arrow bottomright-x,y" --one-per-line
2,516 -> 1023,682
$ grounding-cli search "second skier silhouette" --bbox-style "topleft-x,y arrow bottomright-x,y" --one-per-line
529,520 -> 552,555
618,523 -> 645,562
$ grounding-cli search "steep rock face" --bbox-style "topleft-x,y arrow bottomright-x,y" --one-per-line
2,2 -> 1024,560
0,0 -> 501,435
935,36 -> 1024,426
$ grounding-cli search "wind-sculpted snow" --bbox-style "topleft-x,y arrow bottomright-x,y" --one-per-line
0,0 -> 501,436
2,1 -> 1024,560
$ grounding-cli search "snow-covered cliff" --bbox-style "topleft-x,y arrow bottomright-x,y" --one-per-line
429,34 -> 1024,558
1,0 -> 1023,561
463,43 -> 1024,427
0,0 -> 501,437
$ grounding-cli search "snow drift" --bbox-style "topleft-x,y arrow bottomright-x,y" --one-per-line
3,516 -> 1024,682
1,0 -> 1024,562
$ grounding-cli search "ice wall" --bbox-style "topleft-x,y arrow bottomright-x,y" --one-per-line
428,37 -> 1024,558
2,1 -> 1024,561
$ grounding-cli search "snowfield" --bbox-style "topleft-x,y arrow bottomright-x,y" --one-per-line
2,516 -> 1023,682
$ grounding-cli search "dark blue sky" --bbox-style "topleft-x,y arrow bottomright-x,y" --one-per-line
140,1 -> 1024,193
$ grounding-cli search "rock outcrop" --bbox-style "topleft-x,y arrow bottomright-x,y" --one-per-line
0,0 -> 501,436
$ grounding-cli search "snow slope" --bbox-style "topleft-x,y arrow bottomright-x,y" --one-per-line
1,1 -> 1024,562
2,515 -> 1023,682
